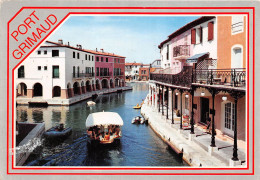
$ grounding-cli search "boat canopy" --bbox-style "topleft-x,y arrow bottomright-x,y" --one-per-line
85,112 -> 124,128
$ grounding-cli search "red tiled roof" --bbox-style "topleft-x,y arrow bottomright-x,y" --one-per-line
158,16 -> 215,49
125,62 -> 143,66
44,41 -> 125,58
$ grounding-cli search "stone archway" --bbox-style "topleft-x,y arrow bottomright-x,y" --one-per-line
33,83 -> 43,97
115,78 -> 119,87
110,79 -> 114,88
17,83 -> 27,97
96,79 -> 101,90
81,81 -> 85,94
101,79 -> 109,89
73,82 -> 80,95
86,80 -> 92,92
53,86 -> 61,97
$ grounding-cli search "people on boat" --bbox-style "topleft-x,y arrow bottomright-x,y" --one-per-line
87,124 -> 121,142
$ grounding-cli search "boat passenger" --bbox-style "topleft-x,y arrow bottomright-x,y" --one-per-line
104,132 -> 110,141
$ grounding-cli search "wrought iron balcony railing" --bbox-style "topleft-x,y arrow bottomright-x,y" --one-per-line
150,66 -> 193,87
192,68 -> 246,87
114,72 -> 124,76
99,72 -> 112,77
150,67 -> 246,88
73,73 -> 94,78
173,45 -> 190,57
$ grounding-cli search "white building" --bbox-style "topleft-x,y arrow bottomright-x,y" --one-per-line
15,40 -> 96,104
125,62 -> 143,80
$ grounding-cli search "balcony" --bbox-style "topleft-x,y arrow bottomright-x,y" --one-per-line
173,45 -> 190,57
73,73 -> 94,78
192,68 -> 246,88
99,72 -> 112,77
114,72 -> 124,77
150,67 -> 246,89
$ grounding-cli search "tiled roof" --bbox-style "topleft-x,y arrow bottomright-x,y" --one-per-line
44,41 -> 125,58
125,62 -> 143,66
158,16 -> 215,49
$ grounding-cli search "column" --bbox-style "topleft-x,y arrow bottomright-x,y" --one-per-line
166,87 -> 169,119
162,86 -> 164,115
171,88 -> 174,124
210,90 -> 216,147
155,87 -> 158,109
158,86 -> 161,113
232,96 -> 239,161
190,89 -> 195,134
180,90 -> 183,129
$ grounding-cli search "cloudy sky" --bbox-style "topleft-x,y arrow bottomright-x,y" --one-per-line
48,16 -> 199,64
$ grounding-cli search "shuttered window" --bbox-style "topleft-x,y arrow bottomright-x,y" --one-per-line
208,21 -> 214,41
191,29 -> 196,44
200,27 -> 203,43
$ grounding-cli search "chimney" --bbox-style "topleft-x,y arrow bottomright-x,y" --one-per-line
67,42 -> 70,46
79,45 -> 82,49
96,48 -> 98,52
100,49 -> 104,53
58,39 -> 63,44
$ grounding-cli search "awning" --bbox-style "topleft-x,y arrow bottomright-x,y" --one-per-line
186,52 -> 209,63
85,112 -> 124,128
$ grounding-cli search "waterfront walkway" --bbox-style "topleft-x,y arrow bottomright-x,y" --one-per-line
17,86 -> 132,106
141,98 -> 246,167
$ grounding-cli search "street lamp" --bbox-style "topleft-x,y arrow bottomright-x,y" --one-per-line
201,91 -> 205,96
185,94 -> 189,98
222,96 -> 227,101
176,92 -> 179,95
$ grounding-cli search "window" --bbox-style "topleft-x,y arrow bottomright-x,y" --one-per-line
232,16 -> 244,34
89,55 -> 90,61
37,50 -> 41,55
208,21 -> 214,41
195,27 -> 202,44
44,50 -> 47,55
18,66 -> 24,78
96,57 -> 99,62
77,52 -> 80,59
96,67 -> 99,76
38,66 -> 41,70
44,66 -> 47,70
73,52 -> 75,58
166,44 -> 169,60
224,102 -> 235,131
118,59 -> 120,63
92,56 -> 94,61
52,66 -> 59,78
73,66 -> 76,77
191,28 -> 196,44
185,96 -> 189,110
52,50 -> 59,57
101,57 -> 103,62
85,54 -> 87,60
106,58 -> 108,62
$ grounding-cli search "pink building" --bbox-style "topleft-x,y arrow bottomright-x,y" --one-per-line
92,49 -> 125,90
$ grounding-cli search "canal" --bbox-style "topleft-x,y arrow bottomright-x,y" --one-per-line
17,82 -> 187,166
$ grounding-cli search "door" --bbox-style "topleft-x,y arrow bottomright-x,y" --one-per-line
231,47 -> 243,69
200,97 -> 209,124
224,102 -> 235,136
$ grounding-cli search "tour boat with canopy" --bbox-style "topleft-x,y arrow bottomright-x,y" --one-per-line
85,112 -> 123,145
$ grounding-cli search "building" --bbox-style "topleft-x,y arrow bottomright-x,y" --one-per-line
149,16 -> 246,166
125,62 -> 143,81
150,59 -> 161,68
16,40 -> 126,105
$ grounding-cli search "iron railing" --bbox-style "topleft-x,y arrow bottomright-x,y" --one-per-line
150,66 -> 193,87
151,67 -> 246,88
100,72 -> 112,77
73,73 -> 94,78
193,68 -> 246,87
173,45 -> 190,57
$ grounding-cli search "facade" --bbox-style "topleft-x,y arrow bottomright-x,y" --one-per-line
149,16 -> 246,165
139,67 -> 149,81
151,59 -> 161,68
125,62 -> 143,80
114,57 -> 126,87
16,40 -> 126,105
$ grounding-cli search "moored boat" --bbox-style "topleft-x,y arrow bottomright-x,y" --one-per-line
86,112 -> 123,145
44,124 -> 72,139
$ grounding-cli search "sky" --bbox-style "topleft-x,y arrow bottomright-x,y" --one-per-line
48,16 -> 199,64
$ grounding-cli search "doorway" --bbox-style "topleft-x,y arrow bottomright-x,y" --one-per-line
200,97 -> 209,124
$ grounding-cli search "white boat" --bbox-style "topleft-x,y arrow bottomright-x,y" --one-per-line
87,101 -> 96,106
86,112 -> 123,145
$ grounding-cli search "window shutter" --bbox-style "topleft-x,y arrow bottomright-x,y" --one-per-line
208,22 -> 214,41
200,27 -> 203,43
191,29 -> 196,44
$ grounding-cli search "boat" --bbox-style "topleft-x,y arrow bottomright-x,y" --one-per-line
87,101 -> 96,106
131,116 -> 144,124
133,103 -> 141,109
44,124 -> 72,139
86,112 -> 123,145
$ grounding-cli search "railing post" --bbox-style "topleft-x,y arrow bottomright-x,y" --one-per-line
171,88 -> 174,124
234,69 -> 237,87
180,89 -> 183,129
210,90 -> 216,147
210,69 -> 213,85
190,88 -> 195,134
232,96 -> 239,161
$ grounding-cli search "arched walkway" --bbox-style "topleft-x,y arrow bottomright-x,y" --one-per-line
110,79 -> 114,88
115,78 -> 119,87
33,83 -> 42,97
67,83 -> 72,98
101,79 -> 109,89
96,79 -> 100,90
86,80 -> 92,92
81,81 -> 85,94
17,83 -> 27,97
73,82 -> 80,95
53,86 -> 61,97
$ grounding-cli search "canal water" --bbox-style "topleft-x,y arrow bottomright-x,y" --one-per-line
17,82 -> 187,166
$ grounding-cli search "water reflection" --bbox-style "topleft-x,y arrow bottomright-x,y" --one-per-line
18,82 -> 187,166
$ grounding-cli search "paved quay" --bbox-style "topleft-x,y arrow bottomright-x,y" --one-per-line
141,98 -> 246,167
16,86 -> 132,106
